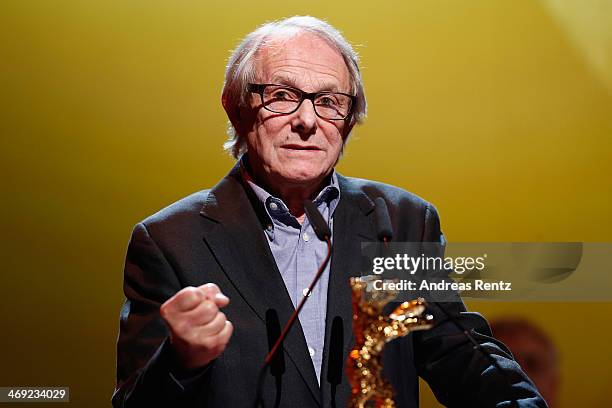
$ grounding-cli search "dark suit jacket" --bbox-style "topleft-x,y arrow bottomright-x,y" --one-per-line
113,164 -> 547,408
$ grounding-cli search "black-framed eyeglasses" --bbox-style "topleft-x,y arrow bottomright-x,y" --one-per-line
247,83 -> 356,121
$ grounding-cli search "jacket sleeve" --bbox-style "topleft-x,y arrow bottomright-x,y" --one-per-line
112,222 -> 211,408
414,204 -> 548,408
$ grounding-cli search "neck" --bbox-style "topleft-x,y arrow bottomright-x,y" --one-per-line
262,177 -> 326,223
275,184 -> 321,222
243,158 -> 330,223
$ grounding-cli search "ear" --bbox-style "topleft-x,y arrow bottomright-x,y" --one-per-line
221,92 -> 237,119
222,93 -> 257,140
342,117 -> 356,142
221,93 -> 243,132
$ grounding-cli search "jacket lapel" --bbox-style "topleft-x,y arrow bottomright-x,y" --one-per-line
321,174 -> 376,406
199,163 -> 321,405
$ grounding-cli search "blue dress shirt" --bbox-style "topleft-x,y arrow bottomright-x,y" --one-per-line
242,167 -> 340,383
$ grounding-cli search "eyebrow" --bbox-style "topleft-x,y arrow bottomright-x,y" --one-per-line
270,74 -> 342,93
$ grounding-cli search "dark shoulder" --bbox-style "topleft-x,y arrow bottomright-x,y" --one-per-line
340,175 -> 434,213
340,175 -> 442,241
137,189 -> 211,238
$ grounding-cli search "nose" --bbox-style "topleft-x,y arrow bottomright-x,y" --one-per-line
290,99 -> 317,136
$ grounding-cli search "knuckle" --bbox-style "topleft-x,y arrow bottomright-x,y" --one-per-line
164,312 -> 181,328
201,337 -> 216,350
186,330 -> 201,345
159,303 -> 169,317
202,300 -> 218,315
203,283 -> 220,292
218,333 -> 230,347
180,286 -> 202,302
203,322 -> 221,336
172,321 -> 189,337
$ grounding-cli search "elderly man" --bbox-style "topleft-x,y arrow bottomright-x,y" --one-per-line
113,16 -> 546,408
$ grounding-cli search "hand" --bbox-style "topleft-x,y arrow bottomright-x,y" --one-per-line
160,283 -> 233,371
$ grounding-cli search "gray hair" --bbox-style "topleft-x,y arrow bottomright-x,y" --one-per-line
221,15 -> 367,159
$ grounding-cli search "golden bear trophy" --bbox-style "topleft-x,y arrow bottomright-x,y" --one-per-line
346,276 -> 434,408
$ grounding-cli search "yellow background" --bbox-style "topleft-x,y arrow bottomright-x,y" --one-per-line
1,1 -> 611,406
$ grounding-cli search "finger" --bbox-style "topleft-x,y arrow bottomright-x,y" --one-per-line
198,283 -> 220,297
162,286 -> 204,316
206,321 -> 233,355
214,320 -> 234,346
197,311 -> 227,337
212,292 -> 230,307
185,300 -> 221,327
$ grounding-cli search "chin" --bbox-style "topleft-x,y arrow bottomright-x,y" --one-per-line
281,168 -> 327,185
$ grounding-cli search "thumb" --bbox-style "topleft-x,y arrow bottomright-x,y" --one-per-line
198,283 -> 230,307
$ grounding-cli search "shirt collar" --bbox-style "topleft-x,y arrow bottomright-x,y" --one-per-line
239,156 -> 341,231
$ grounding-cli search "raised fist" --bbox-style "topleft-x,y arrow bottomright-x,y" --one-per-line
160,283 -> 233,371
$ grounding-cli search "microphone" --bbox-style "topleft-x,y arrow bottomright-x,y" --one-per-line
303,199 -> 331,241
255,200 -> 333,407
371,197 -> 519,407
373,197 -> 393,244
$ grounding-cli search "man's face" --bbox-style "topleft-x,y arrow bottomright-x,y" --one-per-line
242,33 -> 352,190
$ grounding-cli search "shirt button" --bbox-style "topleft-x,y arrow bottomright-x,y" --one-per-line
302,288 -> 311,297
303,233 -> 310,242
308,347 -> 316,357
269,202 -> 278,211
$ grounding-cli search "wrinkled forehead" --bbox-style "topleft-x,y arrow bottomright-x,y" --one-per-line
253,31 -> 352,92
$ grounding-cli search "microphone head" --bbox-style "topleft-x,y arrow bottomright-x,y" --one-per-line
374,197 -> 393,242
303,200 -> 332,241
